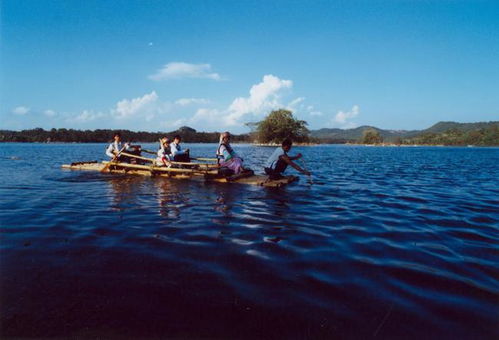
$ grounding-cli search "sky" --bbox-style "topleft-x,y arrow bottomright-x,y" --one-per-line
1,0 -> 498,133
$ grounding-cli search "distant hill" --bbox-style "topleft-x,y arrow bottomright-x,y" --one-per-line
310,121 -> 499,143
1,121 -> 497,145
310,126 -> 419,142
420,121 -> 499,134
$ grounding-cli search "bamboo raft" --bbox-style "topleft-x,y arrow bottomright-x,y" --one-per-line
61,155 -> 298,187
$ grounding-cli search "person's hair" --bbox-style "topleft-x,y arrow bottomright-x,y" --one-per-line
282,138 -> 292,147
113,132 -> 121,138
219,131 -> 230,144
173,135 -> 181,140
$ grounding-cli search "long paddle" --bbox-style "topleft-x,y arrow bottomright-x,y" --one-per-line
298,158 -> 313,184
140,148 -> 217,162
101,145 -> 127,173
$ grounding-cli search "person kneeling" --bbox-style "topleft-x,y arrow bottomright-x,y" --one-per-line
264,138 -> 311,180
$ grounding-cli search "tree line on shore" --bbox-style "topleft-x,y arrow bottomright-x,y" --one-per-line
1,110 -> 498,146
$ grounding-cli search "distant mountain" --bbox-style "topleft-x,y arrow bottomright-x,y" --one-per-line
310,126 -> 418,142
420,121 -> 499,134
310,121 -> 499,142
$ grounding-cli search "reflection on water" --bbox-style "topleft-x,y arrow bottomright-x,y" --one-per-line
0,143 -> 498,339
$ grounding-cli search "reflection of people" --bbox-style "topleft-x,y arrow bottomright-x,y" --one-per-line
156,137 -> 172,167
264,138 -> 311,180
170,135 -> 190,162
216,132 -> 245,175
106,133 -> 129,160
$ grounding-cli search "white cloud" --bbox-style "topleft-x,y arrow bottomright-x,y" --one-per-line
44,109 -> 56,117
225,74 -> 292,126
149,62 -> 221,81
287,97 -> 305,111
189,108 -> 223,124
310,111 -> 323,116
306,105 -> 323,116
175,98 -> 210,106
112,91 -> 160,119
72,110 -> 105,122
333,105 -> 360,127
13,106 -> 30,115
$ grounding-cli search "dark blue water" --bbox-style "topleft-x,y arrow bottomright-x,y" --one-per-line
1,143 -> 498,339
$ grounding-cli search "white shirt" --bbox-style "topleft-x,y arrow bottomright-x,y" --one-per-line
106,141 -> 128,158
265,147 -> 286,170
156,145 -> 171,162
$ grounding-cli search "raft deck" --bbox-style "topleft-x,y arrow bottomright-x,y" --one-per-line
61,161 -> 298,187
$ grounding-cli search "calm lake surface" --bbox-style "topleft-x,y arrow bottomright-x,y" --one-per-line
1,143 -> 498,339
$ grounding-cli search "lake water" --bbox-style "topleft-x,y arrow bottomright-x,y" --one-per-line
1,143 -> 498,339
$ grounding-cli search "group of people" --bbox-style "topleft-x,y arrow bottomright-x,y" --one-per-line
155,135 -> 190,166
216,132 -> 311,179
106,131 -> 311,179
106,133 -> 190,166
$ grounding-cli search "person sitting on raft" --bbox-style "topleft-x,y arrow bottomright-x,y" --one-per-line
106,133 -> 142,163
170,135 -> 190,162
106,132 -> 130,161
264,138 -> 311,180
156,137 -> 172,167
216,131 -> 245,175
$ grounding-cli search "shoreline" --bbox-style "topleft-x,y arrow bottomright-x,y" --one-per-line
1,141 -> 497,147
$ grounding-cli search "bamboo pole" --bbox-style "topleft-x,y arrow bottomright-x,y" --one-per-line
120,152 -> 218,168
104,161 -> 219,175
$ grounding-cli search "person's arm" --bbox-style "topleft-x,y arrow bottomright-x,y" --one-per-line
106,143 -> 115,158
288,153 -> 302,161
175,146 -> 188,156
170,143 -> 178,156
219,145 -> 232,161
280,154 -> 310,175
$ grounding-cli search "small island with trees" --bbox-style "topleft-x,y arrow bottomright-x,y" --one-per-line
1,109 -> 498,146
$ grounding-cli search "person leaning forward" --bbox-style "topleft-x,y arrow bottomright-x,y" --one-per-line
264,138 -> 311,180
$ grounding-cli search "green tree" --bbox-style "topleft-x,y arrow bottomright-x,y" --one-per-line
360,128 -> 383,144
255,109 -> 309,143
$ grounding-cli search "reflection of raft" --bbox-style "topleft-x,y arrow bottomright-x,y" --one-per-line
61,161 -> 298,187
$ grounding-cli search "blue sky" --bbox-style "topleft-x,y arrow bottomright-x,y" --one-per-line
1,0 -> 498,133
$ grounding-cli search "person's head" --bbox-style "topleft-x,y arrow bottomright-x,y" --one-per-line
282,138 -> 292,152
173,135 -> 181,143
220,131 -> 231,144
161,137 -> 170,146
113,133 -> 121,142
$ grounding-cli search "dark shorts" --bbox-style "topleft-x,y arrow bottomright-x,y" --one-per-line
173,151 -> 190,163
264,159 -> 288,180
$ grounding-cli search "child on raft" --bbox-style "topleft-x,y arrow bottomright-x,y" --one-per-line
264,138 -> 311,180
156,137 -> 172,167
216,132 -> 245,175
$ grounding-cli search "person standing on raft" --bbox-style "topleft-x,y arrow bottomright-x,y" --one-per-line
264,138 -> 311,180
170,135 -> 190,162
216,132 -> 245,175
